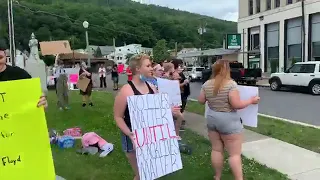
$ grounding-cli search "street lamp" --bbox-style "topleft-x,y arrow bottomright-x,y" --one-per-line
83,21 -> 90,67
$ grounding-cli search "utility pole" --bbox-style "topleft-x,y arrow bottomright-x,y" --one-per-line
7,0 -> 15,66
301,0 -> 306,62
113,37 -> 116,62
175,42 -> 178,57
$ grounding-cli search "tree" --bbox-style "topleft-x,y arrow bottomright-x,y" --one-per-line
41,55 -> 55,66
153,39 -> 170,63
94,47 -> 103,57
0,0 -> 236,50
125,53 -> 135,64
0,38 -> 8,49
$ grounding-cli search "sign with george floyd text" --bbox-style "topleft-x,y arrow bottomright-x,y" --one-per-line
127,93 -> 183,180
0,78 -> 55,180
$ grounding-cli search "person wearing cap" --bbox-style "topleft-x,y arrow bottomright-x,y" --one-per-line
0,49 -> 47,108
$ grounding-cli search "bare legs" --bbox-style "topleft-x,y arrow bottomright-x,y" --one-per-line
82,95 -> 92,106
208,130 -> 243,180
173,112 -> 183,137
126,152 -> 140,180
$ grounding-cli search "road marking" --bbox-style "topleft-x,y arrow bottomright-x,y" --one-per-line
188,98 -> 320,129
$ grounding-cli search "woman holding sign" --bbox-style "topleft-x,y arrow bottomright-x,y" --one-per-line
0,49 -> 47,108
79,62 -> 93,107
162,62 -> 184,140
198,59 -> 260,180
113,54 -> 181,180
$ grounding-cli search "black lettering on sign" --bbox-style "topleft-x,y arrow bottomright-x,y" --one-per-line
0,113 -> 9,120
0,131 -> 14,139
128,94 -> 182,179
0,92 -> 6,103
1,155 -> 21,167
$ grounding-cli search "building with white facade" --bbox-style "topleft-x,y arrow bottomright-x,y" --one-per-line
238,0 -> 320,73
107,44 -> 153,64
177,48 -> 199,65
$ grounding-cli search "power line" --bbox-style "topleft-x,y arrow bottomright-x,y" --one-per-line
13,2 -> 147,39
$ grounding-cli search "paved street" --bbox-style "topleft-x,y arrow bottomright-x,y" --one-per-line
114,74 -> 320,126
189,82 -> 320,126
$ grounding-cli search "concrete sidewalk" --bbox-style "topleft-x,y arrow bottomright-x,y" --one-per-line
184,112 -> 320,180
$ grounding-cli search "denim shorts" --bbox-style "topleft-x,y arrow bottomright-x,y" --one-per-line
121,133 -> 134,153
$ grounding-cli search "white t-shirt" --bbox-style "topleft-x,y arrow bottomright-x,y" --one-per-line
99,67 -> 106,77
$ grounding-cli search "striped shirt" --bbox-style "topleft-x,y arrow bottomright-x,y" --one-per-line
202,79 -> 237,112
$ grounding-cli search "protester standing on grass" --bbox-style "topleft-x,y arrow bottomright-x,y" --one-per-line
198,59 -> 260,180
79,62 -> 93,107
98,64 -> 107,88
113,54 -> 181,180
162,62 -> 184,140
111,64 -> 119,90
171,59 -> 190,130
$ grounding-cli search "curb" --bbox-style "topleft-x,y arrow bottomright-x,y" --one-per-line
187,98 -> 320,129
258,113 -> 320,129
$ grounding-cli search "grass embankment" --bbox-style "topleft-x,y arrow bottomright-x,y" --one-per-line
46,91 -> 288,180
186,100 -> 320,153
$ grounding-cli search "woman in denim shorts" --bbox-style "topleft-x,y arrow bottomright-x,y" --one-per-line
113,54 -> 156,180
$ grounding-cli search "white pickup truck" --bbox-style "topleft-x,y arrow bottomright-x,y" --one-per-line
269,61 -> 320,95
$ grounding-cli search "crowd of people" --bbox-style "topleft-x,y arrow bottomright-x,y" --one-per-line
114,54 -> 260,180
1,46 -> 262,180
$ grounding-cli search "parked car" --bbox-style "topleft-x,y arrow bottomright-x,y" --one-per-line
201,62 -> 262,85
185,66 -> 205,81
269,61 -> 320,95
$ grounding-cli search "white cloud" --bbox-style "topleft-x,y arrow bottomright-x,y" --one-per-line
140,0 -> 238,22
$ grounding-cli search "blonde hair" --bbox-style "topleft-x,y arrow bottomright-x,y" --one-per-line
211,59 -> 231,96
129,54 -> 150,75
163,62 -> 174,73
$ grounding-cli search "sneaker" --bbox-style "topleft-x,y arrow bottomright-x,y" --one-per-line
89,103 -> 94,107
65,106 -> 71,110
59,107 -> 63,111
82,103 -> 86,107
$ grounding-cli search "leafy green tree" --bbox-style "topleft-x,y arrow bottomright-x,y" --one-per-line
125,53 -> 135,64
0,0 -> 236,51
41,55 -> 55,66
153,39 -> 170,63
94,47 -> 102,57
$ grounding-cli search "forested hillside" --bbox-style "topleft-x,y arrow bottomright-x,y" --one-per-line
0,0 -> 236,50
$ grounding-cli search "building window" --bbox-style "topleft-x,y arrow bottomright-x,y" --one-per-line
249,0 -> 253,15
285,18 -> 302,69
266,0 -> 271,10
275,0 -> 280,8
287,0 -> 293,4
256,0 -> 260,13
311,13 -> 320,61
266,23 -> 280,73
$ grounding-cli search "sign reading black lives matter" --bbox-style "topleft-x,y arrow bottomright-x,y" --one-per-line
127,93 -> 183,180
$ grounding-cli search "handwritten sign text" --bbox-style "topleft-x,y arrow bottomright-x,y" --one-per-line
128,94 -> 183,180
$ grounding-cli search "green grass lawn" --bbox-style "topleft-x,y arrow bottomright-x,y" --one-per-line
46,91 -> 288,180
186,100 -> 320,153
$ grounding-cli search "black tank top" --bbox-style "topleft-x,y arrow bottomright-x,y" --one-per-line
124,81 -> 155,129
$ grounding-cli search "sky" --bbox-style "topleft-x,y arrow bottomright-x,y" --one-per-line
140,0 -> 238,22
